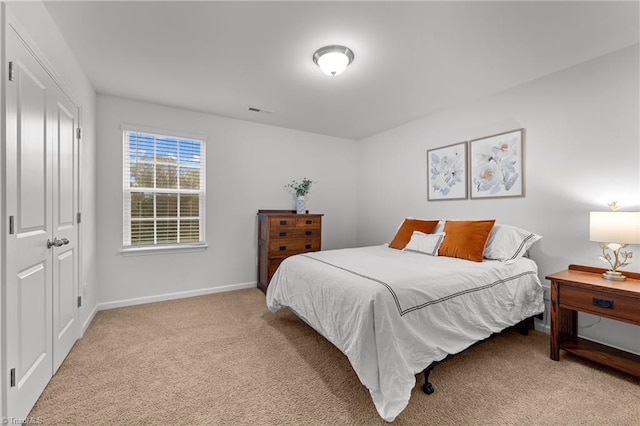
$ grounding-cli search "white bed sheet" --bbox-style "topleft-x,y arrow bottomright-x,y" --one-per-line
266,245 -> 544,422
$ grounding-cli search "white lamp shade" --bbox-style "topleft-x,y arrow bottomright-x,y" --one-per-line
590,211 -> 640,244
317,51 -> 350,76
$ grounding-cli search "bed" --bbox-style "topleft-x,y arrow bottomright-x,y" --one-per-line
265,221 -> 545,422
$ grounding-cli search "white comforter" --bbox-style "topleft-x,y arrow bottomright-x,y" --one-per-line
266,245 -> 544,422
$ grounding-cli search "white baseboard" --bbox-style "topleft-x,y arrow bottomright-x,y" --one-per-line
96,281 -> 258,311
535,322 -> 550,334
81,304 -> 99,336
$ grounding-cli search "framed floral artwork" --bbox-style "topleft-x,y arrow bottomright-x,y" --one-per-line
469,129 -> 525,199
427,141 -> 468,201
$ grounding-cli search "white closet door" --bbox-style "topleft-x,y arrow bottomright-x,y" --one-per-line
51,83 -> 79,373
5,27 -> 79,420
5,28 -> 54,421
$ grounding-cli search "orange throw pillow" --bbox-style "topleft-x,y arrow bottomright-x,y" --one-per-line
389,219 -> 439,250
438,220 -> 496,262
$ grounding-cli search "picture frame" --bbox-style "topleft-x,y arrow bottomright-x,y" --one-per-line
427,141 -> 468,201
469,128 -> 525,199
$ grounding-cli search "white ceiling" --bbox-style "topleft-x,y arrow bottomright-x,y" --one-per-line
44,1 -> 639,140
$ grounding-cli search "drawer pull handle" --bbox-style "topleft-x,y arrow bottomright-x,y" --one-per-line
305,244 -> 312,249
279,246 -> 287,251
305,231 -> 312,236
280,220 -> 287,226
305,220 -> 312,225
279,232 -> 287,237
592,297 -> 614,309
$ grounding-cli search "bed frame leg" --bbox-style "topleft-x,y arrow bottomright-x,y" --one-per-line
517,315 -> 537,335
422,364 -> 435,395
517,320 -> 529,335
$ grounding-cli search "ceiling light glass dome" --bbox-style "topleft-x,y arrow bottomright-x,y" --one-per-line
313,45 -> 354,76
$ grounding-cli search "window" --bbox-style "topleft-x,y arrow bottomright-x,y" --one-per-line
123,128 -> 206,251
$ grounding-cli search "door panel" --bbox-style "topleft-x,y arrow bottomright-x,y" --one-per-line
17,262 -> 48,381
56,101 -> 75,226
17,60 -> 48,233
53,246 -> 76,370
55,250 -> 75,338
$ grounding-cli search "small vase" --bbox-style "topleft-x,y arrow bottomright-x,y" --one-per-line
296,195 -> 305,214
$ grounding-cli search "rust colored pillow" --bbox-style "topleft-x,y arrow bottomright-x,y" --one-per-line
438,220 -> 496,262
389,219 -> 439,250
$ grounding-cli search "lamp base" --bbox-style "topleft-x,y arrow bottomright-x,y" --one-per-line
602,270 -> 627,281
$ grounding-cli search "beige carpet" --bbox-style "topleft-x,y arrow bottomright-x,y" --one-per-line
30,288 -> 640,425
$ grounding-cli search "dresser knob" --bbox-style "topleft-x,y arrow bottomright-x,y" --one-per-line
305,220 -> 312,225
279,246 -> 286,251
305,231 -> 312,235
279,232 -> 287,237
280,220 -> 287,226
305,244 -> 311,249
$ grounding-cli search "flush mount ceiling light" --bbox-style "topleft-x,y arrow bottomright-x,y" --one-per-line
312,45 -> 354,77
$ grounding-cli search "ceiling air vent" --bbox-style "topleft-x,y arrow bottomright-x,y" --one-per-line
248,107 -> 273,114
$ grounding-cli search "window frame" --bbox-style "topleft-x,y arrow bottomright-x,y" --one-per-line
121,124 -> 207,255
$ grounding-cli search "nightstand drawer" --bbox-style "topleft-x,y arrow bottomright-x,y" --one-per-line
559,285 -> 640,322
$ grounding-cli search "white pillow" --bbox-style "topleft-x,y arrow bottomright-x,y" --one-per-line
433,220 -> 445,234
403,231 -> 446,256
483,224 -> 542,261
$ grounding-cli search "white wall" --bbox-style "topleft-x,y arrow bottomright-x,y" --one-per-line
357,45 -> 640,353
5,2 -> 98,331
96,95 -> 358,305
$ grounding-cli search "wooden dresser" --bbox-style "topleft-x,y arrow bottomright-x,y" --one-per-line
257,210 -> 323,293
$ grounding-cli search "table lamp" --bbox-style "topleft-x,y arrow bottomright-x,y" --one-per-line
589,206 -> 640,281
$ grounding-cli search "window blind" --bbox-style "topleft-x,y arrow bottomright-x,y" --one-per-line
123,129 -> 206,248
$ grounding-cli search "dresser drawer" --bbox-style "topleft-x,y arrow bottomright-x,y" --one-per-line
296,216 -> 321,228
269,227 -> 320,239
559,285 -> 640,322
268,238 -> 320,256
268,257 -> 286,279
269,217 -> 297,229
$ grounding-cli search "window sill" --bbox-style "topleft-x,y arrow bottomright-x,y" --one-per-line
120,243 -> 208,257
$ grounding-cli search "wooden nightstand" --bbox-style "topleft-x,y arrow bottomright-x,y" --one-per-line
547,265 -> 640,377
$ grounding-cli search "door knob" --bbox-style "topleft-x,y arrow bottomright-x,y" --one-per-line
47,238 -> 66,249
